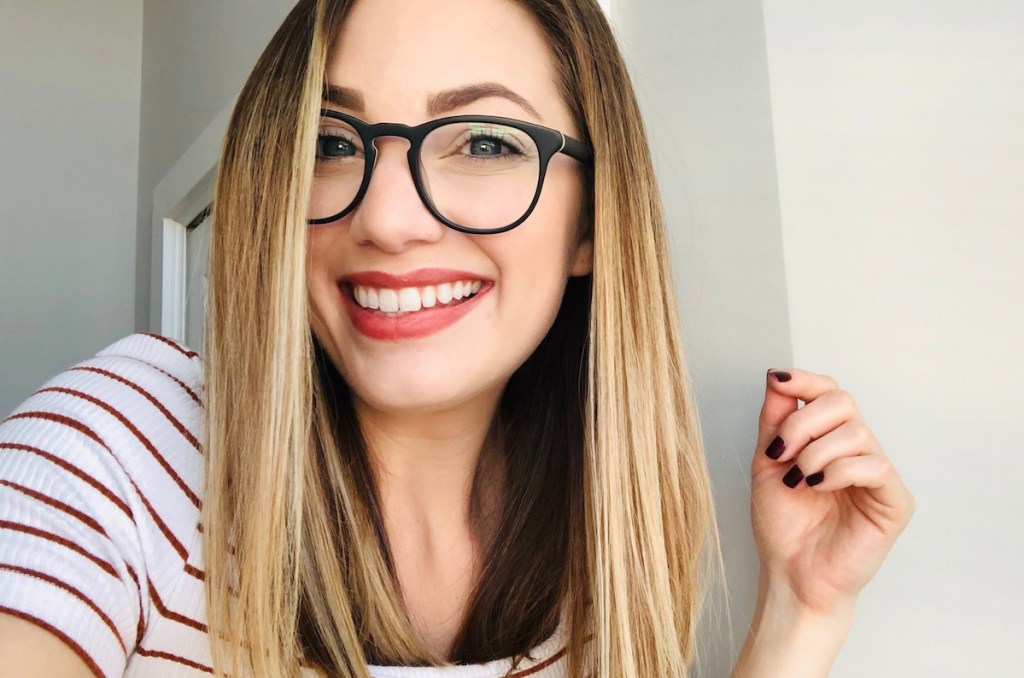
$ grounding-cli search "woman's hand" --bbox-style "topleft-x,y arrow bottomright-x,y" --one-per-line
732,368 -> 915,678
751,368 -> 915,617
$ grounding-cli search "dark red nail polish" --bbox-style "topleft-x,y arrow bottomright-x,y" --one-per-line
764,436 -> 785,460
782,465 -> 804,488
806,471 -> 825,487
771,371 -> 792,382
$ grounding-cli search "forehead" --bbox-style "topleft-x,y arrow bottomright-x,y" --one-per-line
327,0 -> 565,125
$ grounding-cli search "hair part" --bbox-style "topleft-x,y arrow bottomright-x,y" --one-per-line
202,1 -> 723,676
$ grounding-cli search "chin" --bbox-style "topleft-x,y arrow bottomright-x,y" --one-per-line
349,375 -> 501,418
336,354 -> 493,413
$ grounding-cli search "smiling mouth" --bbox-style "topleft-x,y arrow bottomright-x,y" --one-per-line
348,279 -> 484,317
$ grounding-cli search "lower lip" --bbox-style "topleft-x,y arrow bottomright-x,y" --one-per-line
340,283 -> 491,340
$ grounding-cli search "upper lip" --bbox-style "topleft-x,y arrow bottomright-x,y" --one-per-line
342,268 -> 491,288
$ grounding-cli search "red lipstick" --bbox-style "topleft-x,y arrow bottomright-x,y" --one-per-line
340,269 -> 492,341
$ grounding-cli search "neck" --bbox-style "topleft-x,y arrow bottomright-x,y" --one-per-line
356,393 -> 507,658
356,392 -> 506,550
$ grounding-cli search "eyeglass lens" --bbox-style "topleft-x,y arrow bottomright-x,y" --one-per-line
308,116 -> 542,232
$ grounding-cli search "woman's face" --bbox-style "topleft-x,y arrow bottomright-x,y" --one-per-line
307,0 -> 592,417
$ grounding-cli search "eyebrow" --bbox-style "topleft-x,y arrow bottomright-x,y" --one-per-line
321,82 -> 542,119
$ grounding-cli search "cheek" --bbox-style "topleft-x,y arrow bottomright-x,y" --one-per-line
305,229 -> 346,338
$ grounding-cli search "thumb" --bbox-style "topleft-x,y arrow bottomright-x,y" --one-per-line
756,368 -> 799,453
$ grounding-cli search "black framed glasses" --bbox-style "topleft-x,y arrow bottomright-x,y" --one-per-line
307,109 -> 593,234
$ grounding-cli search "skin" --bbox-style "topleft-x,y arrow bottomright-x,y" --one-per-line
0,0 -> 914,674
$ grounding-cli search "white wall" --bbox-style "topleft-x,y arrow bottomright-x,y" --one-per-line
611,1 -> 792,675
135,0 -> 297,333
0,2 -> 142,416
763,0 -> 1024,675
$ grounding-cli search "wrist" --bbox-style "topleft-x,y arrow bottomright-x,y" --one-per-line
754,571 -> 857,629
731,576 -> 856,678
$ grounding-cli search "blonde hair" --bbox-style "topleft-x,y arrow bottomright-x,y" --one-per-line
203,1 -> 723,676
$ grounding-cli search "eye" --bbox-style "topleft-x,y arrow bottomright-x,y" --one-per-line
315,117 -> 363,163
317,134 -> 358,159
459,125 -> 527,160
468,137 -> 506,156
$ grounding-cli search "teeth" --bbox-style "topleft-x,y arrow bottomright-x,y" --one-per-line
397,287 -> 421,312
378,289 -> 399,313
352,280 -> 482,313
421,286 -> 436,308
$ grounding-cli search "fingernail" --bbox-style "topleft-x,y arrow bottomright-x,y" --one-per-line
764,436 -> 785,460
782,464 -> 804,488
770,370 -> 792,382
805,471 -> 825,487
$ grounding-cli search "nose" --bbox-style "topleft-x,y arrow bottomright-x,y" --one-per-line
347,137 -> 445,253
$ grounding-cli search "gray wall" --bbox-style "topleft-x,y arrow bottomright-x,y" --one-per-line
135,0 -> 296,331
0,2 -> 142,416
611,2 -> 792,675
763,0 -> 1024,674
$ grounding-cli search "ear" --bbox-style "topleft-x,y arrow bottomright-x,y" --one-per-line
568,234 -> 594,277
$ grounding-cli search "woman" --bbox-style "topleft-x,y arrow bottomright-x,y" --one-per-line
0,0 -> 914,676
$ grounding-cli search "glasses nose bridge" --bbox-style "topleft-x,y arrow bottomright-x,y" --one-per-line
366,121 -> 420,171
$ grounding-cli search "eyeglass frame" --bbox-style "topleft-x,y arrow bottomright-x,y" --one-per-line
307,108 -> 594,235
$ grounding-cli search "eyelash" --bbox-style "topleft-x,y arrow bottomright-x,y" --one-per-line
316,129 -> 361,159
460,131 -> 526,158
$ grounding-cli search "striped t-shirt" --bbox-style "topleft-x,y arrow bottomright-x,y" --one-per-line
0,333 -> 567,678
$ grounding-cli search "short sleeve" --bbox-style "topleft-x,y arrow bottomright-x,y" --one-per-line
0,333 -> 204,678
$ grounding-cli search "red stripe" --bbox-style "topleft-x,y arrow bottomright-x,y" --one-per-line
150,365 -> 202,405
149,366 -> 202,409
509,646 -> 567,677
7,410 -> 109,448
135,646 -> 213,673
148,580 -> 208,633
38,386 -> 201,509
69,366 -> 203,453
142,332 -> 199,359
0,442 -> 133,518
0,563 -> 127,654
0,480 -> 107,536
0,519 -> 117,578
5,411 -> 195,574
123,563 -> 147,648
128,475 -> 191,563
0,605 -> 105,678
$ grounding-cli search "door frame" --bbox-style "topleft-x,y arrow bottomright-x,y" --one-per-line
151,105 -> 231,342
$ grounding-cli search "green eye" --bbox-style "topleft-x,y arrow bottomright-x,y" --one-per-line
469,138 -> 504,156
317,135 -> 357,159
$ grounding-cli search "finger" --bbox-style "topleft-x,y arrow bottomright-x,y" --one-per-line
757,367 -> 839,452
785,419 -> 879,479
761,389 -> 865,464
804,454 -> 916,520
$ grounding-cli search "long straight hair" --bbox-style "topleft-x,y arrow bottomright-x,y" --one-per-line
202,1 -> 722,676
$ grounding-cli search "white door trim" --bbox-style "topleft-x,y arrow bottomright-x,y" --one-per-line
160,217 -> 188,342
151,105 -> 232,339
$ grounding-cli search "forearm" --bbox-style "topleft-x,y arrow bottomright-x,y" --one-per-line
730,577 -> 856,678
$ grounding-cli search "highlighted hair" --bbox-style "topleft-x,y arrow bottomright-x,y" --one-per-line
202,1 -> 723,676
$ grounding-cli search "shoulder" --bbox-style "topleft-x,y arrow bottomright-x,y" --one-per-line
89,332 -> 203,402
0,333 -> 208,677
2,331 -> 207,528
5,332 -> 203,444
3,332 -> 204,486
